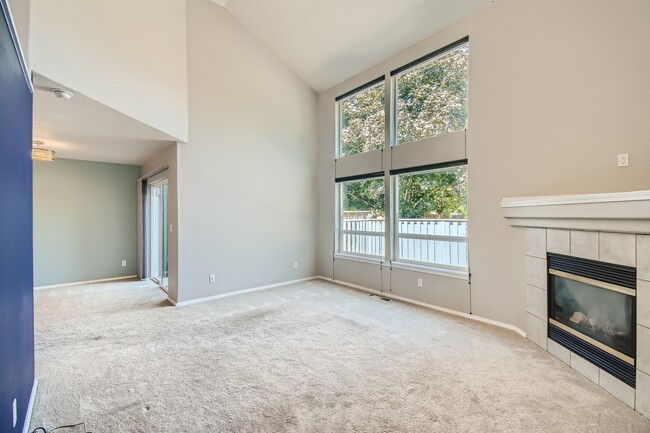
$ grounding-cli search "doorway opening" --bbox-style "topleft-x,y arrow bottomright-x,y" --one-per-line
149,179 -> 169,291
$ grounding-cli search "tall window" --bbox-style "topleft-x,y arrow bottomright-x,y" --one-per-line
395,41 -> 468,145
339,177 -> 385,257
395,165 -> 468,269
338,79 -> 385,157
334,37 -> 469,274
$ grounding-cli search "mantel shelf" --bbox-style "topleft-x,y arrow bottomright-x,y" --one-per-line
501,190 -> 650,234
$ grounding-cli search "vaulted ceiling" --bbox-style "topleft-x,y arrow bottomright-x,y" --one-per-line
213,0 -> 495,92
32,0 -> 496,165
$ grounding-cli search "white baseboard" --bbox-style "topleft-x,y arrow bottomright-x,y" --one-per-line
172,276 -> 318,307
22,379 -> 38,433
315,276 -> 526,338
34,275 -> 138,291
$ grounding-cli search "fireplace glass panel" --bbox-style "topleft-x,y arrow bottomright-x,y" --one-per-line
550,274 -> 634,358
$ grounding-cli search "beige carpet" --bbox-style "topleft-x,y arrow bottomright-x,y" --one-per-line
30,278 -> 650,432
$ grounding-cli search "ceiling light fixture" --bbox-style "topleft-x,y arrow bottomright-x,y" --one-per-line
52,89 -> 73,100
32,140 -> 56,162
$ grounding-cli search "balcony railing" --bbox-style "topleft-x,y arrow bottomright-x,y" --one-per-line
341,218 -> 468,268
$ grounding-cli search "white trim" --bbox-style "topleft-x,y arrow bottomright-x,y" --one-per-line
138,165 -> 169,182
0,0 -> 32,94
34,275 -> 138,290
166,296 -> 177,306
341,229 -> 385,237
334,253 -> 383,266
501,190 -> 650,208
390,260 -> 469,280
397,233 -> 467,243
316,276 -> 526,338
502,217 -> 650,235
21,379 -> 37,433
501,190 -> 650,234
173,277 -> 318,307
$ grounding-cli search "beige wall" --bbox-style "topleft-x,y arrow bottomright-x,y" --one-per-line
6,0 -> 29,65
142,143 -> 180,302
317,0 -> 650,330
178,0 -> 318,302
29,0 -> 189,141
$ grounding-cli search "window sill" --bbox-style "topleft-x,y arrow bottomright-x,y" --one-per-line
390,261 -> 469,281
334,253 -> 383,266
333,254 -> 469,281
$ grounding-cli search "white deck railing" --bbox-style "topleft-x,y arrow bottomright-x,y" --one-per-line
341,218 -> 468,268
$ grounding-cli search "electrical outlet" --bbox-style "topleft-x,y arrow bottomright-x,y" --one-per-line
121,260 -> 127,267
293,262 -> 298,270
12,399 -> 17,428
417,278 -> 423,288
209,274 -> 215,283
617,153 -> 629,167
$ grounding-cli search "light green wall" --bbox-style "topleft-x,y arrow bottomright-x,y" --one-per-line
33,158 -> 141,286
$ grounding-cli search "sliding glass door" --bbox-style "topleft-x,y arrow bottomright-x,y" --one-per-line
150,179 -> 168,290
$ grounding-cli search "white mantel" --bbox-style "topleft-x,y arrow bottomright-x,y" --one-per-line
501,190 -> 650,234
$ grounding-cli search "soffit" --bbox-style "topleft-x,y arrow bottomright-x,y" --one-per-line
33,73 -> 176,166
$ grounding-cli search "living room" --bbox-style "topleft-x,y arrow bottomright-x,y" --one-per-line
1,0 -> 649,431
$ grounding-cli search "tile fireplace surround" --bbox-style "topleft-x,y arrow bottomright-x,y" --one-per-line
502,190 -> 650,417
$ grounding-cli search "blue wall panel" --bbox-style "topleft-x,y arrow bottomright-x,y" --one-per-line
0,2 -> 35,432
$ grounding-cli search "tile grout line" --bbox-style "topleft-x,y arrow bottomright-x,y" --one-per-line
526,310 -> 547,323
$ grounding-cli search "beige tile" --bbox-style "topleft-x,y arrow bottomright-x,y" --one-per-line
526,284 -> 547,321
570,230 -> 598,260
637,369 -> 650,417
570,352 -> 599,384
526,256 -> 547,290
639,279 -> 650,329
547,339 -> 570,365
526,228 -> 546,259
599,370 -> 635,408
526,313 -> 547,350
638,235 -> 650,282
638,325 -> 650,375
599,232 -> 636,267
547,229 -> 570,255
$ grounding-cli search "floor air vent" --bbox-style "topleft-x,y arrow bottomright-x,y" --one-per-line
370,294 -> 392,302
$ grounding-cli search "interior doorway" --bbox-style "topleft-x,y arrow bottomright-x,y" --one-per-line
149,179 -> 169,291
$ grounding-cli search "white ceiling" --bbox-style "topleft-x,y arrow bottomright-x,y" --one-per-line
217,0 -> 494,92
33,74 -> 176,166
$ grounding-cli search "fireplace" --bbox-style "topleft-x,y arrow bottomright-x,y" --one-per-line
547,253 -> 636,387
502,189 -> 650,414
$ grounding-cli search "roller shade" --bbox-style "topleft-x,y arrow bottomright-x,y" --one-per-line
391,130 -> 465,173
335,75 -> 385,102
335,148 -> 383,182
389,159 -> 467,176
391,36 -> 469,77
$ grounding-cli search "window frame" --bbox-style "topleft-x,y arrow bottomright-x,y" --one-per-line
336,174 -> 386,259
333,36 -> 470,277
390,37 -> 469,148
335,76 -> 386,159
391,162 -> 468,272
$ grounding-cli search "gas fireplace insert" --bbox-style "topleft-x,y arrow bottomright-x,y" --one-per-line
547,253 -> 636,387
